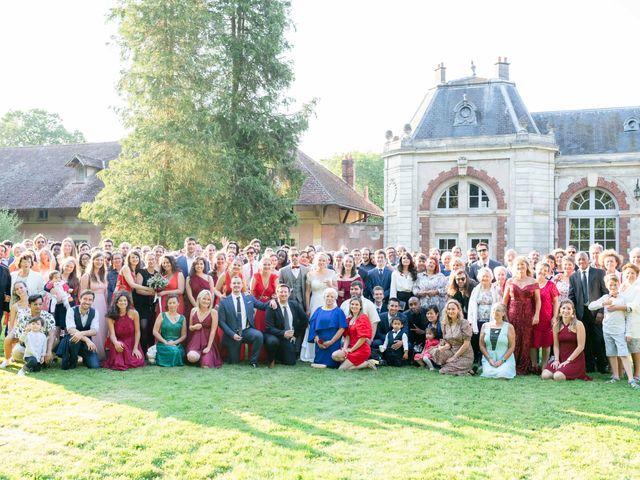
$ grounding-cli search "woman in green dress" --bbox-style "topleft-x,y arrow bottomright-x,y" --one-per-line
153,294 -> 187,367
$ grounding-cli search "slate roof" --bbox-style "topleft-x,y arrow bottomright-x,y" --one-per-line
411,78 -> 540,140
295,151 -> 383,216
0,142 -> 121,210
0,142 -> 383,217
532,107 -> 640,155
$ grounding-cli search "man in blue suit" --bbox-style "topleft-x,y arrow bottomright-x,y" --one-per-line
176,237 -> 210,278
218,276 -> 273,367
468,242 -> 502,282
365,249 -> 393,303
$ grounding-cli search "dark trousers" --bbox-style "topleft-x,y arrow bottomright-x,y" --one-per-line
581,308 -> 607,372
61,336 -> 100,370
471,321 -> 487,364
223,328 -> 263,364
382,348 -> 405,367
24,356 -> 43,372
264,333 -> 297,365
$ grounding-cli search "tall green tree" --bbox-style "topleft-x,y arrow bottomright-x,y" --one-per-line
0,109 -> 85,147
81,0 -> 312,248
321,152 -> 384,209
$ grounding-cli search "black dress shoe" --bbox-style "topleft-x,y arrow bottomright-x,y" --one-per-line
250,363 -> 258,368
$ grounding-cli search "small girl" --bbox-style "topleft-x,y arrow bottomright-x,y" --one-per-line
415,327 -> 440,370
17,317 -> 47,376
46,270 -> 72,309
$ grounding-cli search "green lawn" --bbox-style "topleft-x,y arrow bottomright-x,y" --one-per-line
0,359 -> 638,480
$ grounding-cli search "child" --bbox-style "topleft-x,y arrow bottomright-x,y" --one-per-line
46,270 -> 72,309
379,317 -> 409,366
589,274 -> 639,388
415,327 -> 440,370
17,317 -> 47,376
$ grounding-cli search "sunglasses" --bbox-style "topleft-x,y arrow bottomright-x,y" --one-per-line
477,249 -> 487,253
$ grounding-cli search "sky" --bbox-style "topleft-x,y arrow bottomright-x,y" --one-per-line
1,0 -> 639,160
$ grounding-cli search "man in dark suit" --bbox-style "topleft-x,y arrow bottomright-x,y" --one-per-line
371,286 -> 388,316
176,237 -> 210,278
569,252 -> 608,373
358,247 -> 376,280
278,250 -> 307,306
218,276 -> 272,367
365,249 -> 393,302
374,297 -> 407,352
264,284 -> 308,367
468,242 -> 502,281
405,296 -> 429,359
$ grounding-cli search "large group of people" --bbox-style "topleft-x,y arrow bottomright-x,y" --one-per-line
1,234 -> 639,388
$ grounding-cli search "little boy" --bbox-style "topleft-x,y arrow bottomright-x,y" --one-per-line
589,274 -> 639,388
17,317 -> 47,376
379,317 -> 409,367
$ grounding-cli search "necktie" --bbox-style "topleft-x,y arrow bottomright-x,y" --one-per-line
236,296 -> 243,330
379,269 -> 383,276
581,271 -> 589,303
249,263 -> 254,279
283,305 -> 291,331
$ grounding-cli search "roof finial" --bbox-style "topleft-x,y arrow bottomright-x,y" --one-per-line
471,60 -> 476,77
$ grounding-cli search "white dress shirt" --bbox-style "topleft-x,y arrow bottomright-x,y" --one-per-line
65,307 -> 100,333
232,294 -> 247,330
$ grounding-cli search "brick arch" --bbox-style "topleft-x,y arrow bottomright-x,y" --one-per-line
419,167 -> 507,257
420,166 -> 507,211
557,176 -> 630,254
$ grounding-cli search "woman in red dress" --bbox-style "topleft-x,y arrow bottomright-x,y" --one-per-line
114,251 -> 149,306
185,256 -> 214,324
186,290 -> 222,368
215,259 -> 246,298
157,255 -> 185,315
336,254 -> 361,307
503,256 -> 541,375
332,297 -> 376,370
541,300 -> 591,381
531,262 -> 559,373
251,258 -> 278,362
103,291 -> 145,371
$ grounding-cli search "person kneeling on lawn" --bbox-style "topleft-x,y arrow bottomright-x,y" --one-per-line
58,290 -> 100,369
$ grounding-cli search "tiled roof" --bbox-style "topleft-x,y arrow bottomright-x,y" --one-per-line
295,151 -> 383,216
0,142 -> 121,209
532,107 -> 640,155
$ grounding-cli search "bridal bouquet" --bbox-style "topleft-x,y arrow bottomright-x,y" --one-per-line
148,273 -> 169,291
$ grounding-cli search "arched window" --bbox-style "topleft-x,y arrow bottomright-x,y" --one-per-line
469,183 -> 489,208
568,188 -> 618,252
437,183 -> 458,209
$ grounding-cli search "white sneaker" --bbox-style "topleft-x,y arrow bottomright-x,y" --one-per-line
17,368 -> 25,376
0,360 -> 8,369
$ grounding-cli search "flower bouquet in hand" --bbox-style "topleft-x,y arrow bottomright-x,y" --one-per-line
148,273 -> 169,310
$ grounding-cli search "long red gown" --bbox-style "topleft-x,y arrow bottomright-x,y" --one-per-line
251,272 -> 278,363
344,314 -> 372,366
505,281 -> 539,375
185,275 -> 210,326
186,311 -> 222,368
102,314 -> 146,371
532,281 -> 559,348
545,324 -> 591,380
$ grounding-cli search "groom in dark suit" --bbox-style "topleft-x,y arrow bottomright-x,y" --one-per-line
176,237 -> 210,278
468,242 -> 502,281
218,276 -> 272,367
569,252 -> 608,373
365,249 -> 393,303
264,284 -> 308,367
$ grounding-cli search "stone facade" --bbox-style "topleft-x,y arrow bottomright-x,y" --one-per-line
383,60 -> 640,259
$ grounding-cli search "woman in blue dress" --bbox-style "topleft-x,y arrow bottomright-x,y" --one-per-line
308,288 -> 347,368
153,294 -> 187,367
479,303 -> 516,379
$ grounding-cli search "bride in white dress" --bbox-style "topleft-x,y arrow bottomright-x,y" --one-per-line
300,253 -> 337,362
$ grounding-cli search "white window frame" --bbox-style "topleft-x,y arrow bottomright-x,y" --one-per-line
436,236 -> 458,253
567,188 -> 618,252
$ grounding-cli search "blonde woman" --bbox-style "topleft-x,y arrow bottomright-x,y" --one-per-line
432,299 -> 474,375
479,303 -> 516,379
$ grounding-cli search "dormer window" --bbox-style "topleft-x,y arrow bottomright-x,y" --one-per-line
75,165 -> 87,183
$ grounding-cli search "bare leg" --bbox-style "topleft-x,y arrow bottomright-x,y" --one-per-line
187,351 -> 200,364
541,369 -> 553,380
529,348 -> 539,369
338,359 -> 355,370
540,347 -> 550,368
553,371 -> 566,381
620,356 -> 634,383
608,356 -> 620,379
632,352 -> 640,379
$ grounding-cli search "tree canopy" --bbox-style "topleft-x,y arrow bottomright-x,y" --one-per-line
0,109 -> 85,147
0,209 -> 22,242
81,0 -> 313,248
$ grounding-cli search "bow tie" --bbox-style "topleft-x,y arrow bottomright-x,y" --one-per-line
292,266 -> 300,269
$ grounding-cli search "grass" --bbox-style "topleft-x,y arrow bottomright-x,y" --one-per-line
0,354 -> 639,480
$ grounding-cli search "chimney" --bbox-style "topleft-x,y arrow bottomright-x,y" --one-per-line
435,62 -> 446,85
495,56 -> 510,80
363,185 -> 369,200
342,154 -> 355,188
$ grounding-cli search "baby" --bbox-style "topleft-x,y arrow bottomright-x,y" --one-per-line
415,327 -> 441,370
46,270 -> 72,309
17,317 -> 47,376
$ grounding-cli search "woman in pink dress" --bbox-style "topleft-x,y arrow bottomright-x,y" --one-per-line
531,262 -> 559,373
337,254 -> 361,307
185,256 -> 214,325
503,256 -> 541,375
80,251 -> 110,360
103,291 -> 145,371
186,290 -> 222,368
541,300 -> 591,381
157,255 -> 185,315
